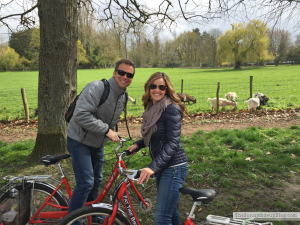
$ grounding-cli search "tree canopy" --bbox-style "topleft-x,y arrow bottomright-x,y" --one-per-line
0,46 -> 20,71
217,20 -> 274,69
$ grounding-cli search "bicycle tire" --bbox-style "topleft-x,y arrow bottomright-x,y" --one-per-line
14,182 -> 68,224
57,205 -> 130,225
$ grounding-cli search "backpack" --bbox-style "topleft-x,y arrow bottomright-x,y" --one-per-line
65,79 -> 127,122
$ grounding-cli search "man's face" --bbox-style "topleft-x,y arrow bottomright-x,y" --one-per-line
113,63 -> 134,90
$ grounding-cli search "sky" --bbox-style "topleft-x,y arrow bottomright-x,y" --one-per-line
0,0 -> 299,44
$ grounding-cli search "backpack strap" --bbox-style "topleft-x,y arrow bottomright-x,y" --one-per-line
122,92 -> 131,140
99,79 -> 110,106
123,92 -> 128,111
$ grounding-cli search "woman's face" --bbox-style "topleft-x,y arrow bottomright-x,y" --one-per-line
150,78 -> 167,104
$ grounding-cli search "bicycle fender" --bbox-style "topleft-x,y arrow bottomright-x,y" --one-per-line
20,181 -> 69,206
91,203 -> 129,223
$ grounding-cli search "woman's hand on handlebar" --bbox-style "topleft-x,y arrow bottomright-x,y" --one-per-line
128,143 -> 139,155
106,129 -> 120,142
138,168 -> 155,184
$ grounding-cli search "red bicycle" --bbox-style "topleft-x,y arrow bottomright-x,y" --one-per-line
56,150 -> 274,225
0,137 -> 151,224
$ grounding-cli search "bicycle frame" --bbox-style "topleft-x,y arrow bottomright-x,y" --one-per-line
30,158 -> 148,223
1,139 -> 150,224
100,169 -> 200,225
104,177 -> 141,225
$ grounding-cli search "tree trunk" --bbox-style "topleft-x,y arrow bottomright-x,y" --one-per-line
199,59 -> 202,68
234,61 -> 242,69
28,0 -> 78,162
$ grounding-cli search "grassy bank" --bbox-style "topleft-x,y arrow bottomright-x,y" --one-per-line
1,65 -> 300,120
1,125 -> 300,224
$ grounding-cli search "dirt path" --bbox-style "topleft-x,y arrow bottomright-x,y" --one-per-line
1,108 -> 300,143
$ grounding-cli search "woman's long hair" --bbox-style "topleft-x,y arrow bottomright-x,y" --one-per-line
142,72 -> 188,116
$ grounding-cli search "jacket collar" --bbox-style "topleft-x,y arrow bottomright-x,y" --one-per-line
108,77 -> 127,97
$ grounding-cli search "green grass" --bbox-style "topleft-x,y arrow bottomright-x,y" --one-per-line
1,65 -> 300,120
1,125 -> 300,224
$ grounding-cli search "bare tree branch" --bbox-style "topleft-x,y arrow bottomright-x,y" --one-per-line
0,3 -> 37,28
1,0 -> 300,36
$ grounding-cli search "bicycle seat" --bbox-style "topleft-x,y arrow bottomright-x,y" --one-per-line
40,154 -> 70,166
179,187 -> 216,204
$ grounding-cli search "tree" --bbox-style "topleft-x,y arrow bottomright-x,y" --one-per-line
77,39 -> 88,66
176,30 -> 203,67
268,29 -> 292,66
0,46 -> 20,70
128,23 -> 148,67
296,33 -> 300,49
208,28 -> 222,67
29,28 -> 40,66
28,0 -> 78,161
152,31 -> 161,67
286,34 -> 300,64
217,20 -> 273,69
9,29 -> 33,60
286,46 -> 300,64
163,39 -> 181,67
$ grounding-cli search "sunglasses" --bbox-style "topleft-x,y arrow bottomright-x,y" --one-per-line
117,70 -> 134,79
149,83 -> 167,91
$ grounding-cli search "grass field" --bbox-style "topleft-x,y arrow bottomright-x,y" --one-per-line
1,125 -> 300,224
0,65 -> 299,120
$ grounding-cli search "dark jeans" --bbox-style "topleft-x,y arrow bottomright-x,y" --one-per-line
154,162 -> 189,225
67,137 -> 104,225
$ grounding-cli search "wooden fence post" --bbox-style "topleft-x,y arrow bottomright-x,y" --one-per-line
216,82 -> 220,114
250,76 -> 253,98
181,79 -> 183,93
21,88 -> 29,122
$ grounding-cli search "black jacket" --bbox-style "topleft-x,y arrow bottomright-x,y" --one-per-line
135,104 -> 188,172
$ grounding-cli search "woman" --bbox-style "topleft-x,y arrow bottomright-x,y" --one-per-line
128,72 -> 189,225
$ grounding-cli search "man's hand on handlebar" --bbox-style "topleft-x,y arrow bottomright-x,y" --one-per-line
106,129 -> 120,142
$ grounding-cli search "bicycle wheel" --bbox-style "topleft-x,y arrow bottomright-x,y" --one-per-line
14,182 -> 68,224
57,205 -> 130,225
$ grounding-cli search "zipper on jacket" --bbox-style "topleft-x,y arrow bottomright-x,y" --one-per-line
98,92 -> 126,148
149,141 -> 163,159
149,142 -> 155,159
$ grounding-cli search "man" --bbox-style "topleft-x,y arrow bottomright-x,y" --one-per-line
65,59 -> 135,222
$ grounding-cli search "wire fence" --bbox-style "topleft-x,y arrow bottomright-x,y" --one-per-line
1,74 -> 299,121
125,75 -> 300,117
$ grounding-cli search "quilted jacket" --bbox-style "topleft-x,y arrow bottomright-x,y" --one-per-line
135,103 -> 188,172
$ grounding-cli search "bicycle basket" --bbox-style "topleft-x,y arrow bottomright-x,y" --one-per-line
0,185 -> 31,225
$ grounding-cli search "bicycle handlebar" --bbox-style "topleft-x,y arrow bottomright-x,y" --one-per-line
133,170 -> 155,180
124,148 -> 139,156
116,137 -> 155,181
120,169 -> 155,181
114,136 -> 128,155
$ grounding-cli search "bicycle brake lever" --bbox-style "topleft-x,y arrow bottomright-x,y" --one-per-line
127,170 -> 140,184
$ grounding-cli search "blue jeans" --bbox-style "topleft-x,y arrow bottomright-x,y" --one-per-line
67,137 -> 104,224
154,163 -> 189,225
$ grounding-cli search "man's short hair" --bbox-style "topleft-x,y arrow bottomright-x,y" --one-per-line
115,59 -> 135,74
